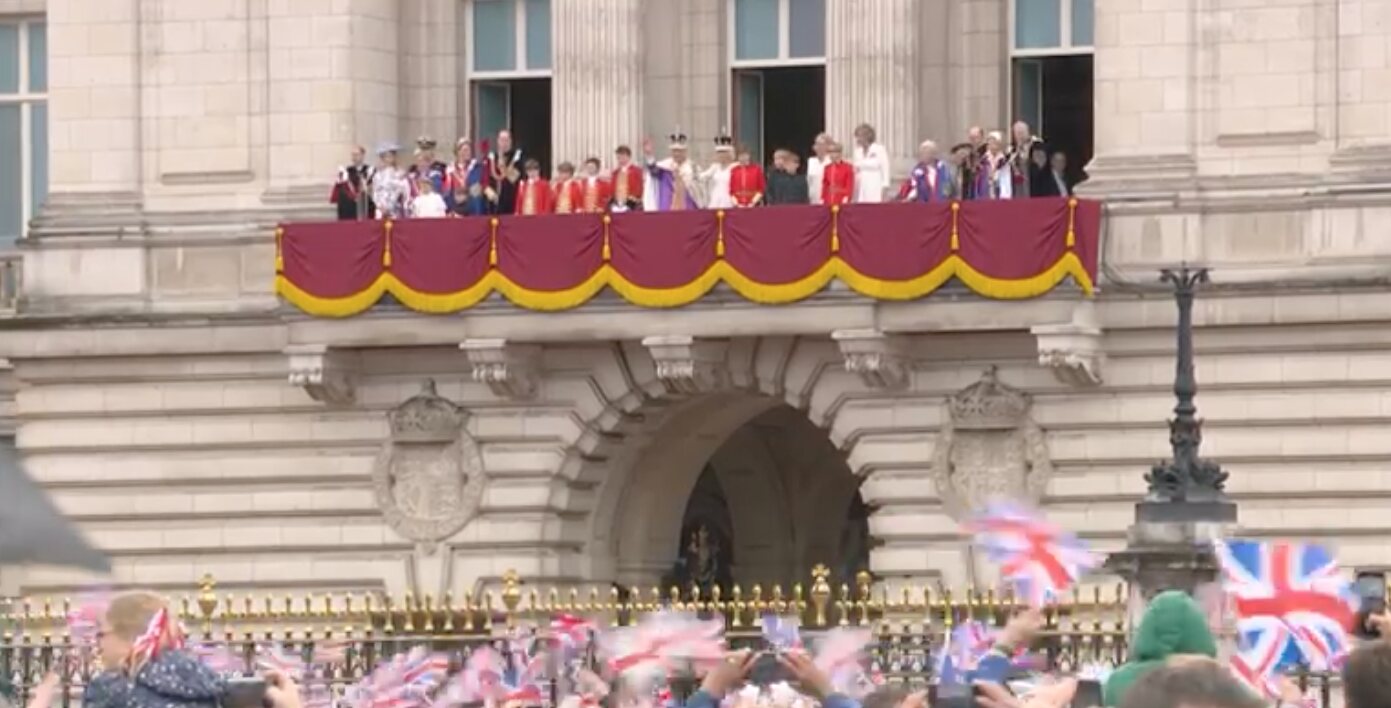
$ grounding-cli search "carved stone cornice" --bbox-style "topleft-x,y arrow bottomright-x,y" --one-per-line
460,339 -> 542,400
641,336 -> 730,395
285,344 -> 358,406
831,329 -> 909,390
1031,305 -> 1105,387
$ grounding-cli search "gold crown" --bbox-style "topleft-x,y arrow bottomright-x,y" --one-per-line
388,380 -> 465,443
947,367 -> 1030,430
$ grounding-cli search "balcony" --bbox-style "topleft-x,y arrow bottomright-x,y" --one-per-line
275,199 -> 1101,317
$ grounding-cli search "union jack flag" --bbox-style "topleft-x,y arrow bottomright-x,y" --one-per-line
1214,539 -> 1357,673
599,611 -> 725,684
964,502 -> 1099,606
812,627 -> 873,696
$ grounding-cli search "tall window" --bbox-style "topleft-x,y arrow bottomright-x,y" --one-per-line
729,0 -> 826,169
730,0 -> 825,67
1009,0 -> 1093,182
0,18 -> 46,244
468,0 -> 553,174
469,0 -> 551,78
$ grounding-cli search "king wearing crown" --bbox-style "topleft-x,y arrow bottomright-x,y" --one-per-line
641,128 -> 705,212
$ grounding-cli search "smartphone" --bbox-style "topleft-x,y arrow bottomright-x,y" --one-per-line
749,651 -> 793,686
929,682 -> 985,708
223,677 -> 268,708
1353,572 -> 1387,639
1072,680 -> 1103,708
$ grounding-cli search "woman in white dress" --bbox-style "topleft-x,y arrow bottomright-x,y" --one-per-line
701,134 -> 737,209
807,132 -> 831,205
852,124 -> 892,203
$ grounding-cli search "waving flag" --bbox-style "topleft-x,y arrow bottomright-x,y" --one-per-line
965,502 -> 1099,606
813,627 -> 873,696
1214,539 -> 1357,672
599,611 -> 726,684
256,643 -> 307,682
438,645 -> 505,707
65,595 -> 109,646
191,642 -> 246,675
552,614 -> 597,651
942,621 -> 994,673
129,607 -> 186,667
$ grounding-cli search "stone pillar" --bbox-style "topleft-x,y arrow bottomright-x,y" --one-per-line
552,0 -> 646,162
826,0 -> 922,177
264,0 -> 402,207
398,0 -> 461,148
1083,0 -> 1197,190
1329,0 -> 1391,181
42,0 -> 142,213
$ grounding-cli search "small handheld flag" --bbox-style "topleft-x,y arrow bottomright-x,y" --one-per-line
964,501 -> 1099,606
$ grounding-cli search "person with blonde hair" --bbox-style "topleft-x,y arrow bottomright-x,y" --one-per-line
83,591 -> 227,708
807,132 -> 832,204
851,124 -> 891,203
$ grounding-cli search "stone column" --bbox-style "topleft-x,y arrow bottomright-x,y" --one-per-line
1329,0 -> 1391,180
41,0 -> 142,218
398,0 -> 461,147
826,0 -> 922,177
264,0 -> 402,207
553,0 -> 645,162
1082,0 -> 1197,191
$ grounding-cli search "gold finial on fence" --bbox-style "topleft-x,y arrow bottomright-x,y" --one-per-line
501,570 -> 522,628
810,564 -> 831,627
197,574 -> 218,635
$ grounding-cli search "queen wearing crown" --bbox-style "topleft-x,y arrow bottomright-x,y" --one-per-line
700,131 -> 737,210
641,129 -> 706,212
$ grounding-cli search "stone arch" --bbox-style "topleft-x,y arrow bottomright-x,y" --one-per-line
558,336 -> 868,585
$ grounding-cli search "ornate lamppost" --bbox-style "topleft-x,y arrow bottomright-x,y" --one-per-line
1106,267 -> 1236,616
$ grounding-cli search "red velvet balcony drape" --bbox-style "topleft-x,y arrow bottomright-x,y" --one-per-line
275,198 -> 1101,317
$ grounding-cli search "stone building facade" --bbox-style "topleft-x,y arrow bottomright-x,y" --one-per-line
1,0 -> 1390,600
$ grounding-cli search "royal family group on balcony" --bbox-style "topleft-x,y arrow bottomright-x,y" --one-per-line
329,122 -> 1080,222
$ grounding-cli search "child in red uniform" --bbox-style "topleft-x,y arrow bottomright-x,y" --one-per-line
551,162 -> 584,215
515,159 -> 554,215
729,148 -> 767,208
579,158 -> 610,214
821,142 -> 855,206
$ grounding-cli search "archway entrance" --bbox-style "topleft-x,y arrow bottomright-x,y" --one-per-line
599,399 -> 868,592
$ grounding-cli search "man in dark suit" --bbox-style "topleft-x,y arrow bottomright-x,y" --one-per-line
1034,150 -> 1074,197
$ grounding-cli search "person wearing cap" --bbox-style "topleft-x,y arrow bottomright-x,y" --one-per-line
408,136 -> 448,198
700,132 -> 737,210
445,138 -> 493,217
728,146 -> 766,208
370,142 -> 410,219
641,130 -> 705,211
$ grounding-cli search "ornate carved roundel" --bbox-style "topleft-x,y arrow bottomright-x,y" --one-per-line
930,367 -> 1053,520
372,380 -> 486,550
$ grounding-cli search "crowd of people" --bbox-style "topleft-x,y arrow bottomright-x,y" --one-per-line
9,586 -> 1389,708
329,122 -> 1080,222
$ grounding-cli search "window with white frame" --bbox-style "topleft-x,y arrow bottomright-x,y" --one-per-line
0,18 -> 46,245
1010,0 -> 1093,56
469,0 -> 552,77
730,0 -> 825,67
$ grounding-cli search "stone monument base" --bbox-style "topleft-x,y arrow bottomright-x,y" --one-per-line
1104,500 -> 1237,636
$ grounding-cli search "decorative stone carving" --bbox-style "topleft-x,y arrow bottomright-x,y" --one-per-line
931,368 -> 1053,519
641,336 -> 731,395
1031,304 -> 1105,387
284,345 -> 357,405
373,380 -> 486,553
832,329 -> 909,390
460,339 -> 542,400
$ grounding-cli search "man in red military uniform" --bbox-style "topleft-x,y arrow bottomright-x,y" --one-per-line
579,158 -> 610,214
515,159 -> 554,215
729,147 -> 767,208
610,145 -> 644,212
552,162 -> 584,215
821,142 -> 855,206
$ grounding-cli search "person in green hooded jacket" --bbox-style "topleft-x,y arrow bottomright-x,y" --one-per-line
1102,590 -> 1219,706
